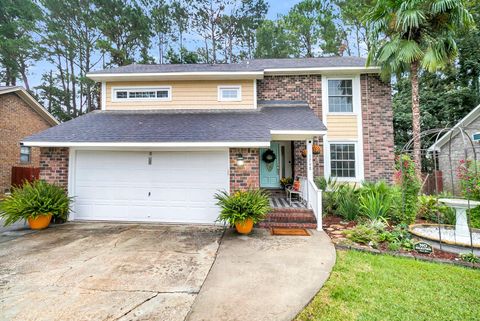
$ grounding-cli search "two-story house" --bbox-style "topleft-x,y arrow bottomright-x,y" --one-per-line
22,57 -> 394,226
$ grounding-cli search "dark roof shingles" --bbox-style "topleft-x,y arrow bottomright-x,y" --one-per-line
88,57 -> 367,75
23,105 -> 326,143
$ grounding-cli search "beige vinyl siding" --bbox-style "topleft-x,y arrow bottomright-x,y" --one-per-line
105,80 -> 254,110
326,115 -> 358,139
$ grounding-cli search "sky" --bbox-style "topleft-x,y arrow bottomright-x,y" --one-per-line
26,1 -> 302,93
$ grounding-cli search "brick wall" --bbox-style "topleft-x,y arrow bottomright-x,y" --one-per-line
39,147 -> 69,189
438,122 -> 480,195
257,74 -> 393,182
257,76 -> 323,177
0,93 -> 52,194
229,148 -> 259,191
361,74 -> 395,182
257,75 -> 323,116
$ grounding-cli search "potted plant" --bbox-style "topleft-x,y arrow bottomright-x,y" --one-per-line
215,189 -> 270,234
312,144 -> 322,154
280,177 -> 294,190
0,180 -> 72,230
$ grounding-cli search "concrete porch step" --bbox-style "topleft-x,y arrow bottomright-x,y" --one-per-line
258,209 -> 317,229
257,221 -> 318,229
266,211 -> 317,223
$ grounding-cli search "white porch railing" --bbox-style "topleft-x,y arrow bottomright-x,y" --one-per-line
299,177 -> 323,231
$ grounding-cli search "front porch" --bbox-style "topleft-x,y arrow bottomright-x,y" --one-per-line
257,137 -> 325,230
266,189 -> 307,209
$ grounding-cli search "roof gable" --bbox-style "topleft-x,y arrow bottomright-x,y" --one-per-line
0,86 -> 59,126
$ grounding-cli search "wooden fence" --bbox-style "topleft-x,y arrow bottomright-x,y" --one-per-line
11,166 -> 40,188
421,171 -> 443,195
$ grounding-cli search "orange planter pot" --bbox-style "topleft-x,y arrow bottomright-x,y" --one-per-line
235,218 -> 254,234
28,214 -> 52,230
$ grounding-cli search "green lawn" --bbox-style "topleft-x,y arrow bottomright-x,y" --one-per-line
296,250 -> 480,321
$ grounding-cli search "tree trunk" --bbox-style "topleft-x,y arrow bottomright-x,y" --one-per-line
411,61 -> 422,178
20,65 -> 30,91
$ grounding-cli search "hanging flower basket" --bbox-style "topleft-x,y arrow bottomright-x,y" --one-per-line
262,149 -> 276,163
312,144 -> 322,155
301,149 -> 307,158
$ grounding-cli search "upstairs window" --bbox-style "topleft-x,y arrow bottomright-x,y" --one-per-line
20,146 -> 31,164
218,86 -> 241,101
113,87 -> 171,101
328,79 -> 353,113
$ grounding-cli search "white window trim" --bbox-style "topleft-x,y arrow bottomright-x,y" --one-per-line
20,146 -> 31,164
217,85 -> 242,102
324,76 -> 359,115
111,86 -> 172,102
324,141 -> 361,182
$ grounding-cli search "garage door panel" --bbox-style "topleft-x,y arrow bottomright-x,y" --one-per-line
73,150 -> 229,223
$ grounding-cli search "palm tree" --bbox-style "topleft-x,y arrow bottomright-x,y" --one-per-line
366,0 -> 473,177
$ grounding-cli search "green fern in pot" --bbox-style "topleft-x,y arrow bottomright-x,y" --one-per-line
0,180 -> 73,230
215,189 -> 270,234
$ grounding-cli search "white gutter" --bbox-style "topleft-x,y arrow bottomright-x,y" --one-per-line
270,130 -> 327,135
264,66 -> 380,75
22,141 -> 272,148
87,71 -> 265,81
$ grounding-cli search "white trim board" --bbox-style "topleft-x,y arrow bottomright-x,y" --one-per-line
322,74 -> 364,182
87,71 -> 265,82
22,141 -> 272,148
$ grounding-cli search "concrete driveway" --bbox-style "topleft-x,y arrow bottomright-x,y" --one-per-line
0,222 -> 335,321
0,223 -> 224,321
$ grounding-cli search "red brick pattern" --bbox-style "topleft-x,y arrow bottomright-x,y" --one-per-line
39,147 -> 69,189
361,74 -> 395,182
257,75 -> 323,116
0,93 -> 52,194
257,76 -> 324,177
229,148 -> 259,192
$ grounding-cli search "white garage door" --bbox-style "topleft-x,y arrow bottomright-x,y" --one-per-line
72,150 -> 229,223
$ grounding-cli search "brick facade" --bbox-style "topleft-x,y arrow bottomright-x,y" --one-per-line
0,93 -> 52,194
257,76 -> 323,177
361,74 -> 395,182
438,121 -> 480,195
229,148 -> 259,191
257,74 -> 393,182
39,147 -> 69,189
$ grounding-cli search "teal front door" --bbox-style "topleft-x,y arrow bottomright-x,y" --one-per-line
260,142 -> 281,188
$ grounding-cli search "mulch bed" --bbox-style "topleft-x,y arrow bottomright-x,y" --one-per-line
322,214 -> 479,269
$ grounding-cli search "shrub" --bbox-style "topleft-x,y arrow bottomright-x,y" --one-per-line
0,180 -> 72,226
335,184 -> 360,221
457,159 -> 480,200
358,181 -> 401,223
417,195 -> 455,225
393,155 -> 421,224
468,207 -> 480,229
215,189 -> 270,225
344,224 -> 380,246
315,176 -> 339,214
460,252 -> 480,264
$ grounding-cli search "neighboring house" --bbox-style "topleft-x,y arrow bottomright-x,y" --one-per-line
0,86 -> 58,195
430,104 -> 480,194
22,57 -> 394,224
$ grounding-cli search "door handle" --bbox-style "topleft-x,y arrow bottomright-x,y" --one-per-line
148,192 -> 151,197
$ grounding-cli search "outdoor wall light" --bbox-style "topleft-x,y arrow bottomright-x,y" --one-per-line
236,154 -> 245,166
